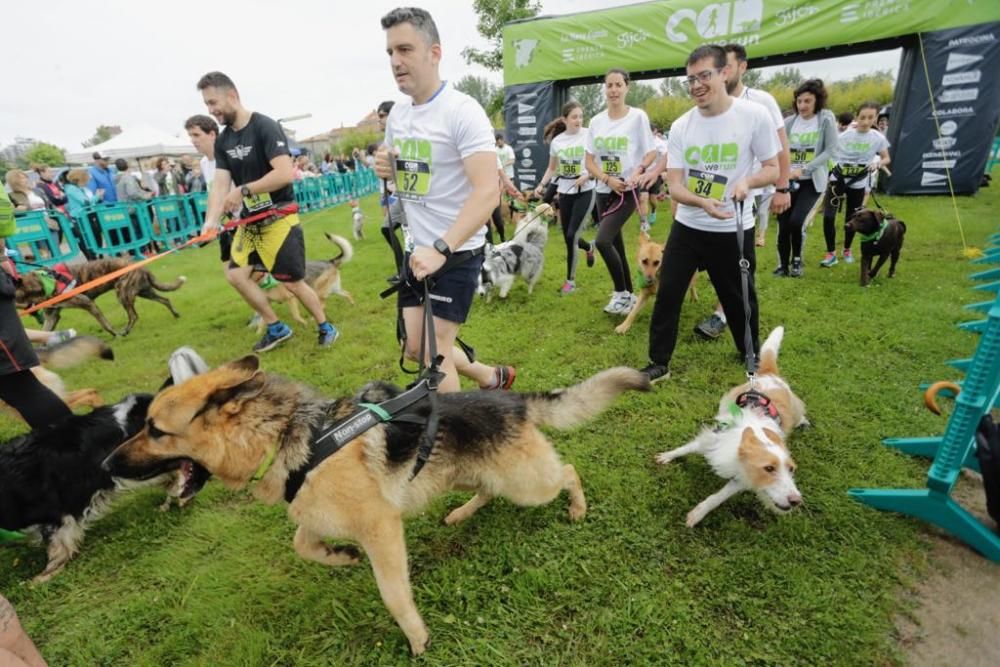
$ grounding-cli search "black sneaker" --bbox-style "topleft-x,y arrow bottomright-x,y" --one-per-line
772,265 -> 788,277
789,259 -> 803,278
640,363 -> 670,384
694,313 -> 727,340
253,323 -> 293,352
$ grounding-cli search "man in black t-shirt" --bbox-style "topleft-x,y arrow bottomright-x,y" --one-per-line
198,71 -> 339,352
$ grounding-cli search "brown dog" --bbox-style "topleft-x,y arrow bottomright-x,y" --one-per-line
844,208 -> 907,287
104,356 -> 650,655
615,230 -> 698,335
255,233 -> 354,332
15,258 -> 185,336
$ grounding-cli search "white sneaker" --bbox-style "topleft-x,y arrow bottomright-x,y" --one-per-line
608,292 -> 634,316
603,292 -> 624,313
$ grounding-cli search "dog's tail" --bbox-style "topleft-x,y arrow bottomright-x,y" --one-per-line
924,380 -> 961,416
324,232 -> 354,265
151,275 -> 187,292
758,326 -> 785,376
525,367 -> 650,429
37,335 -> 114,369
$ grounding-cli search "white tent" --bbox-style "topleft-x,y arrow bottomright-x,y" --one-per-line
65,125 -> 195,163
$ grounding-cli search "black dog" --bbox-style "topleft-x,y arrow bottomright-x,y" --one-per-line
0,348 -> 211,582
845,208 -> 907,287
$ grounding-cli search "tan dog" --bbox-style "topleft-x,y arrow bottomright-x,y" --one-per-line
255,233 -> 354,332
655,327 -> 807,526
615,231 -> 698,335
104,356 -> 649,655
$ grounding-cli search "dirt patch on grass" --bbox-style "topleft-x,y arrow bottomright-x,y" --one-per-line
896,473 -> 1000,667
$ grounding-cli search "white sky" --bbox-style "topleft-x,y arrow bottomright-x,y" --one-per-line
0,0 -> 899,151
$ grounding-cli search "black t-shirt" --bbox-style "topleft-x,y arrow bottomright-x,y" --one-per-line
215,112 -> 294,214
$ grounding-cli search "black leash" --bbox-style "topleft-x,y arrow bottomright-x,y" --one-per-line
733,198 -> 757,389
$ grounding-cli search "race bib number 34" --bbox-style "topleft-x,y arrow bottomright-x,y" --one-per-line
396,158 -> 431,200
688,168 -> 728,201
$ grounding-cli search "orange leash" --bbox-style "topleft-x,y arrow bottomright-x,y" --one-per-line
18,205 -> 298,316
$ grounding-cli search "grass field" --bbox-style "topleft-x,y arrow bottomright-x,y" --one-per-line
1,182 -> 997,666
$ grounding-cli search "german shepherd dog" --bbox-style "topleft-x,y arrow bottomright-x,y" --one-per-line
15,258 -> 186,336
104,356 -> 650,654
0,348 -> 211,582
254,233 -> 354,333
614,230 -> 699,335
843,208 -> 907,287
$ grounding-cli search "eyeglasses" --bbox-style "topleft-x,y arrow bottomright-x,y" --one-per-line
685,69 -> 720,87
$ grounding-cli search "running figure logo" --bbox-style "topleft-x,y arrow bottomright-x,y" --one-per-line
665,0 -> 762,43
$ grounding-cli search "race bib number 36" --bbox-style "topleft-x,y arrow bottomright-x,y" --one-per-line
687,168 -> 728,201
396,158 -> 431,200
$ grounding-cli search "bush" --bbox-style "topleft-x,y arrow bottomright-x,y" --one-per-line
330,128 -> 382,158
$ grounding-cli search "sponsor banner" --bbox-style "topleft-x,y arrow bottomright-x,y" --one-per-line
503,81 -> 555,188
504,0 -> 1000,85
887,22 -> 1000,195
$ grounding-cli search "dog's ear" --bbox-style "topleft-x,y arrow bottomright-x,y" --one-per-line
223,355 -> 260,375
206,370 -> 266,415
873,209 -> 885,223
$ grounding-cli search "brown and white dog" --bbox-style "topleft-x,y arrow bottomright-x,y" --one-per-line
104,356 -> 649,654
254,232 -> 354,332
614,230 -> 698,335
15,258 -> 186,336
654,326 -> 807,526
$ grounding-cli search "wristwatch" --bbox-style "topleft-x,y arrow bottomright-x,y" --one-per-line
240,185 -> 251,197
775,186 -> 791,194
432,238 -> 452,258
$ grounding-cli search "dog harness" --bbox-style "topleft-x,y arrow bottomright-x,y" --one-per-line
280,383 -> 440,502
30,263 -> 76,298
857,219 -> 889,243
729,389 -> 782,426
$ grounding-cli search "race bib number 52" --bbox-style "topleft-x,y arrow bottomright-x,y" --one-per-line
396,158 -> 431,200
687,168 -> 728,201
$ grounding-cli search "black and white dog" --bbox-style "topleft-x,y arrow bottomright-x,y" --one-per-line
479,215 -> 549,300
0,347 -> 211,582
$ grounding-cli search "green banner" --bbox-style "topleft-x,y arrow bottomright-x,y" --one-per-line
503,0 -> 1000,85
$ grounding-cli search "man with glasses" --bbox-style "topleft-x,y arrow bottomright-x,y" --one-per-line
639,44 -> 779,383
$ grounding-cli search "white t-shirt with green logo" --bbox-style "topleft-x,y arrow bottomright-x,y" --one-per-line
585,107 -> 655,194
740,86 -> 784,198
549,128 -> 595,194
667,97 -> 780,233
831,128 -> 889,189
385,85 -> 496,252
788,115 -> 819,178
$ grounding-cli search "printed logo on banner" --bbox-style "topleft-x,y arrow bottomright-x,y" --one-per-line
921,172 -> 947,186
513,40 -> 539,68
947,34 -> 995,49
932,106 -> 975,118
618,30 -> 651,49
517,102 -> 534,114
922,160 -> 957,169
665,1 -> 763,44
939,88 -> 979,103
941,71 -> 981,86
562,49 -> 575,62
521,148 -> 532,158
517,116 -> 537,124
775,4 -> 819,26
932,137 -> 958,150
946,52 -> 983,71
939,121 -> 958,135
520,159 -> 534,168
517,127 -> 536,137
840,3 -> 860,23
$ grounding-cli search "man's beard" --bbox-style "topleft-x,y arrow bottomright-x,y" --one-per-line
222,109 -> 238,126
725,77 -> 738,95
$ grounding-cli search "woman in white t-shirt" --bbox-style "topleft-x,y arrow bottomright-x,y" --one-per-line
534,100 -> 598,295
584,69 -> 658,316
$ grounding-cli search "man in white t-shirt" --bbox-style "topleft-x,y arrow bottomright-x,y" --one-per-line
185,114 -> 231,266
640,44 -> 779,383
375,7 -> 515,394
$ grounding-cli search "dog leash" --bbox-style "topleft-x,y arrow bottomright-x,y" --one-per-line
733,198 -> 758,390
17,205 -> 298,317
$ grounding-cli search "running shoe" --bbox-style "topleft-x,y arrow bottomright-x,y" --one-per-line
254,322 -> 293,352
693,313 -> 727,340
789,258 -> 804,278
842,249 -> 854,264
639,363 -> 671,384
317,322 -> 340,347
819,252 -> 838,268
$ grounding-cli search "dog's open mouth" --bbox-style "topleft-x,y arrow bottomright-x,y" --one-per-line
176,459 -> 211,500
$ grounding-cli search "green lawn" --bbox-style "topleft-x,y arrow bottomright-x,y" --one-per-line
1,182 -> 997,666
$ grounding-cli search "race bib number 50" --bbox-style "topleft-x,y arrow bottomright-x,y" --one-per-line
687,168 -> 727,201
396,158 -> 431,200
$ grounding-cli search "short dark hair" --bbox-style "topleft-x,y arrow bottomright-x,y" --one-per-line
196,71 -> 237,92
184,114 -> 218,135
837,111 -> 854,126
793,79 -> 828,112
858,100 -> 880,114
114,158 -> 128,171
381,7 -> 440,45
377,100 -> 395,115
724,43 -> 748,62
605,68 -> 631,85
687,44 -> 726,69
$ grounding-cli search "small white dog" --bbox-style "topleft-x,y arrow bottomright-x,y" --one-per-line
479,212 -> 548,301
351,202 -> 364,240
655,326 -> 807,527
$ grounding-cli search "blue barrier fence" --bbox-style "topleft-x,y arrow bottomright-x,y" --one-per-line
8,169 -> 376,269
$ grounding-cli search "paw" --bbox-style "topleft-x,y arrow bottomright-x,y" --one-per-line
568,502 -> 586,522
614,323 -> 629,335
654,451 -> 676,465
409,630 -> 430,656
685,508 -> 705,528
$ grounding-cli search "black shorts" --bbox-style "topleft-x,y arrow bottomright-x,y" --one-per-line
644,176 -> 664,195
228,218 -> 306,283
397,249 -> 484,324
219,229 -> 234,262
